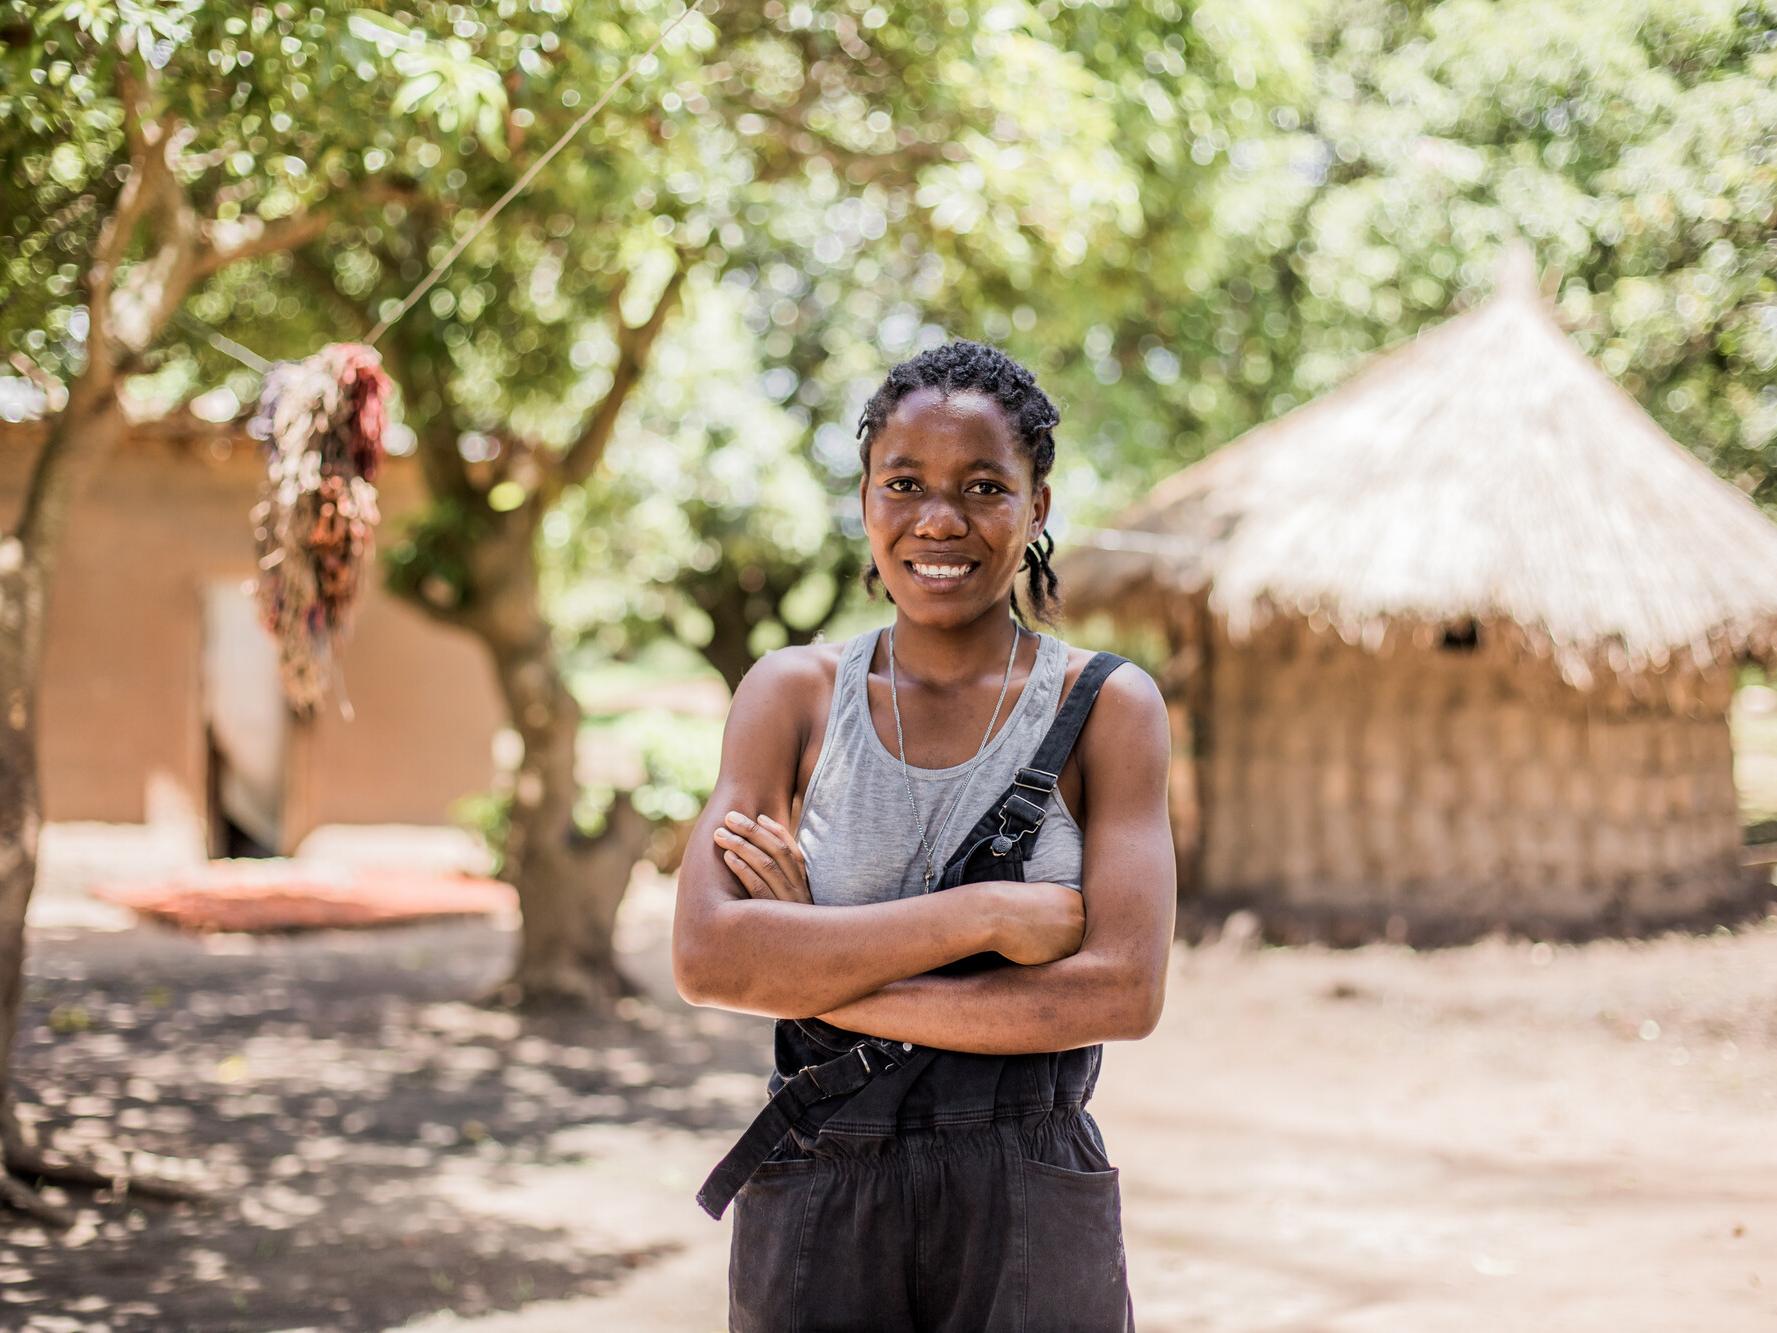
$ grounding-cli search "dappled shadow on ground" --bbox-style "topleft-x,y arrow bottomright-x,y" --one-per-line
5,917 -> 768,1332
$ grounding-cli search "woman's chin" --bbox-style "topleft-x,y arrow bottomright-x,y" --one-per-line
882,578 -> 1007,626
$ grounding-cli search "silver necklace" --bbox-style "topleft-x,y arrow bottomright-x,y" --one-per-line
887,619 -> 1023,892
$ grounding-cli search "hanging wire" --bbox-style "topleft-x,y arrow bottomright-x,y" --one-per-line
163,0 -> 709,374
174,308 -> 273,374
365,0 -> 709,345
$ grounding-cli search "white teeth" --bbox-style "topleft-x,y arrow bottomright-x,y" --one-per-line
912,563 -> 971,580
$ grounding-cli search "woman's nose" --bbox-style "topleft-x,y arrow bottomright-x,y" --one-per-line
913,500 -> 967,539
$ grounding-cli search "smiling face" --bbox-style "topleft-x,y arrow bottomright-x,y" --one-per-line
859,387 -> 1050,628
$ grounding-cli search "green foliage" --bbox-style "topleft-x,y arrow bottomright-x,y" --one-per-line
449,787 -> 511,875
8,0 -> 1775,680
1238,0 -> 1777,502
382,497 -> 493,613
568,705 -> 724,838
344,10 -> 509,152
453,705 -> 721,870
266,0 -> 1158,679
610,707 -> 723,825
674,0 -> 1775,531
1001,0 -> 1777,519
544,273 -> 850,673
268,3 -> 723,432
1,0 -> 506,384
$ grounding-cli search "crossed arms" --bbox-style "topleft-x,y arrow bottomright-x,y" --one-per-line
670,646 -> 1177,1055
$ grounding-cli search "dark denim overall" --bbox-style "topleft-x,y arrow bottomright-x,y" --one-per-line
699,652 -> 1135,1332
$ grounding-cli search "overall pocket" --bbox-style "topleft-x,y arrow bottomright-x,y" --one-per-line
1017,1150 -> 1131,1331
728,1158 -> 818,1332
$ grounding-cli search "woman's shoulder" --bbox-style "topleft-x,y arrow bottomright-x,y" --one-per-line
1050,635 -> 1166,731
1048,634 -> 1150,685
1044,635 -> 1168,821
729,632 -> 867,729
752,626 -> 876,686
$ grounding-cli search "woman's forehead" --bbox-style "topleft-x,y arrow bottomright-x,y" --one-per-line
878,387 -> 1019,457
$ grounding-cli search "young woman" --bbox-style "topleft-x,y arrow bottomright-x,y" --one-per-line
672,340 -> 1176,1332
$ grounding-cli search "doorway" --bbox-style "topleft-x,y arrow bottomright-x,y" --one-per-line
201,580 -> 288,858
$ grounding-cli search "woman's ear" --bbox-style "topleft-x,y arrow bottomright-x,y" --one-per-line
1030,481 -> 1051,540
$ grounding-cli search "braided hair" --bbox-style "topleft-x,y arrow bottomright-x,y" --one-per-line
854,340 -> 1063,625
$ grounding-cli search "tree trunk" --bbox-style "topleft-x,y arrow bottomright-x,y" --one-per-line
380,266 -> 688,1011
0,403 -> 211,1223
1,149 -> 167,1219
476,559 -> 657,1010
0,556 -> 68,1223
4,403 -> 121,1221
699,593 -> 757,696
0,80 -> 365,1216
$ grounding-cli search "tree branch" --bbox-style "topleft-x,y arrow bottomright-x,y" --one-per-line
554,260 -> 688,492
195,209 -> 332,279
738,98 -> 939,187
86,75 -> 205,367
14,377 -> 128,568
23,61 -> 202,559
87,93 -> 182,358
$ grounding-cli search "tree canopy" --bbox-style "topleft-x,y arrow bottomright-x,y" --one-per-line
14,0 -> 1769,621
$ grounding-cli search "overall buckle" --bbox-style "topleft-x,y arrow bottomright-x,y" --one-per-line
990,795 -> 1046,855
800,1044 -> 883,1092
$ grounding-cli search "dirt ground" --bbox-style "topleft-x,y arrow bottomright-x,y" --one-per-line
11,861 -> 1777,1332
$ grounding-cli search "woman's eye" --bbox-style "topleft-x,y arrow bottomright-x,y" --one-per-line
880,478 -> 1002,495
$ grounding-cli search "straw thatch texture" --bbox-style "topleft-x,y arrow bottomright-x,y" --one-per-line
1063,269 -> 1777,692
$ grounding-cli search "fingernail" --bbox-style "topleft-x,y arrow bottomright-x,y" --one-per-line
714,829 -> 733,841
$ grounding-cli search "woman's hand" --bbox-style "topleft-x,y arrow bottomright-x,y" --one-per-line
982,881 -> 1086,966
713,812 -> 813,904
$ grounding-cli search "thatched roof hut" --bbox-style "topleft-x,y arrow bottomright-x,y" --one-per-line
1063,255 -> 1777,942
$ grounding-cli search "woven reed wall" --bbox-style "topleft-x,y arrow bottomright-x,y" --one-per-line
1197,616 -> 1745,929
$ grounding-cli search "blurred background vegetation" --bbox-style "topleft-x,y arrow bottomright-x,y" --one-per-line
4,0 -> 1775,982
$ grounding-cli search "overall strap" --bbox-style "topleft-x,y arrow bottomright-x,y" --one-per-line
940,650 -> 1130,883
696,1041 -> 933,1220
1032,650 -> 1131,775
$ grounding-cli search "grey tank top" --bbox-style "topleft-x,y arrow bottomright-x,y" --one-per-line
795,626 -> 1084,906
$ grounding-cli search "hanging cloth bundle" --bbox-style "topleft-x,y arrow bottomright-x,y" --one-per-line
202,3 -> 704,717
247,342 -> 391,717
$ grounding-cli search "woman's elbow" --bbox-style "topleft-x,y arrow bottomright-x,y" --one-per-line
1107,965 -> 1167,1041
1124,985 -> 1165,1040
671,941 -> 709,1006
672,926 -> 733,1009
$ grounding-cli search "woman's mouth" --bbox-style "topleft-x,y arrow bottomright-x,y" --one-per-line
905,559 -> 978,589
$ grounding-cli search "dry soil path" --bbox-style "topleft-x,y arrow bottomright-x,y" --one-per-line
14,870 -> 1777,1331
